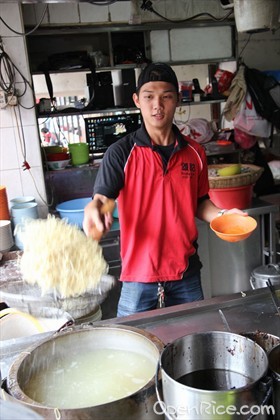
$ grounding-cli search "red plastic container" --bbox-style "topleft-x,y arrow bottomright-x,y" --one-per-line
46,152 -> 70,161
179,81 -> 193,101
209,184 -> 253,210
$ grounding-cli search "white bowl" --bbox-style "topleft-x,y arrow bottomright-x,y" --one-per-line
47,159 -> 70,170
0,310 -> 69,340
0,220 -> 14,252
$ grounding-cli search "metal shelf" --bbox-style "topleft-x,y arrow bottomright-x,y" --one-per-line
37,100 -> 226,119
25,20 -> 236,37
37,107 -> 140,119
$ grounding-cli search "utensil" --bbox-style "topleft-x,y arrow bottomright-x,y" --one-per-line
89,199 -> 115,241
218,309 -> 231,332
266,279 -> 280,316
10,215 -> 116,318
0,276 -> 115,319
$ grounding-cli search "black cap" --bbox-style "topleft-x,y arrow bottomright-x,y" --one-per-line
136,62 -> 179,94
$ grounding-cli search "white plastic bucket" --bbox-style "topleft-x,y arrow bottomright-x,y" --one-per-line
11,203 -> 39,250
11,202 -> 39,224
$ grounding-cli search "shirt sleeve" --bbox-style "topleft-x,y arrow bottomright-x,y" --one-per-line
93,139 -> 128,199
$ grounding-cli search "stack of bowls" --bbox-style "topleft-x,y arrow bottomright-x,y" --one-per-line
43,146 -> 64,155
0,220 -> 14,252
47,160 -> 71,170
46,152 -> 70,171
10,196 -> 36,207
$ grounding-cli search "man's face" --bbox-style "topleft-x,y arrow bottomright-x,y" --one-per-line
133,81 -> 180,131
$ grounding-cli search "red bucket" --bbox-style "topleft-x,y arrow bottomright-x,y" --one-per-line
209,184 -> 253,210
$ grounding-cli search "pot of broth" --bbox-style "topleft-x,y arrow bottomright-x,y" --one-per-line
4,324 -> 164,419
156,331 -> 270,420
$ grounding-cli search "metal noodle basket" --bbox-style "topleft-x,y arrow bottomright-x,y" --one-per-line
0,275 -> 115,319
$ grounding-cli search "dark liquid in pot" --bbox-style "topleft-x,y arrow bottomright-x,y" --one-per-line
177,369 -> 253,391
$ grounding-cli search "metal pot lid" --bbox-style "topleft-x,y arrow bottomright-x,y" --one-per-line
252,264 -> 280,280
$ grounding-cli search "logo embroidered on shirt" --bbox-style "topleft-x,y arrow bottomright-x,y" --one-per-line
181,162 -> 195,178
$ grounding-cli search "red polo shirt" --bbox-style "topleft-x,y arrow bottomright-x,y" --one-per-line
93,124 -> 209,283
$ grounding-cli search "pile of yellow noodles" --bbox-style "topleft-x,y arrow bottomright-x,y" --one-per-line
20,216 -> 108,298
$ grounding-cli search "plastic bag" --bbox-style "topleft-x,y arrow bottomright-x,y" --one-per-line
233,92 -> 272,138
214,69 -> 235,93
234,127 -> 257,150
177,118 -> 214,144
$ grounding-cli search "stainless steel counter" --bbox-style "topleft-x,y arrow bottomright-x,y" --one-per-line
109,286 -> 280,345
1,286 -> 279,382
197,198 -> 279,298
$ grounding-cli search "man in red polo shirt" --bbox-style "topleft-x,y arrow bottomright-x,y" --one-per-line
83,62 -> 246,317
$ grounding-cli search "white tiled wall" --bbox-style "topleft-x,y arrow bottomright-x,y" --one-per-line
0,3 -> 48,218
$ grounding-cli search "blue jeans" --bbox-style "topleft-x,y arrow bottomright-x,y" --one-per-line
117,272 -> 204,317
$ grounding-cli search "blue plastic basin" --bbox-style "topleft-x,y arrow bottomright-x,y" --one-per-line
56,198 -> 118,229
56,197 -> 92,228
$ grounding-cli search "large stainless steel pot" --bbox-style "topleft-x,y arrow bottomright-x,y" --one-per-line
156,331 -> 270,420
250,264 -> 280,290
240,331 -> 280,353
4,324 -> 164,419
268,344 -> 280,419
